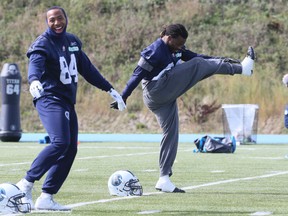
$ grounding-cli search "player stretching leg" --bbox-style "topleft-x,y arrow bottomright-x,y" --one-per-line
111,23 -> 255,193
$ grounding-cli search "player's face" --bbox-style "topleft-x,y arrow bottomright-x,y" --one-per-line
47,9 -> 67,34
167,35 -> 186,53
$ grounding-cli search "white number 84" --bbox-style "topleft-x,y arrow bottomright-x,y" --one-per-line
59,54 -> 78,84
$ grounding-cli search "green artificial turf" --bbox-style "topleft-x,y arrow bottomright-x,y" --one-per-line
0,141 -> 287,216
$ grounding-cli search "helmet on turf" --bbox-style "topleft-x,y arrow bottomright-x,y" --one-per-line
108,170 -> 143,196
0,183 -> 31,214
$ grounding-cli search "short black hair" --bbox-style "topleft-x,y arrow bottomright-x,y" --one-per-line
160,24 -> 188,39
46,6 -> 67,20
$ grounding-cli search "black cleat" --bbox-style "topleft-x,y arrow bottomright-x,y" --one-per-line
172,187 -> 186,193
247,46 -> 255,60
156,187 -> 185,193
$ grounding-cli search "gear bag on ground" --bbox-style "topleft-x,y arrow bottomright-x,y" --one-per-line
193,135 -> 236,153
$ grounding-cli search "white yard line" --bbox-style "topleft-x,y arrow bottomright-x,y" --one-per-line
181,171 -> 288,190
67,171 -> 288,209
76,151 -> 160,160
0,162 -> 31,167
0,149 -> 191,166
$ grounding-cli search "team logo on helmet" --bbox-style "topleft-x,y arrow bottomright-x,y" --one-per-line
0,188 -> 6,202
111,174 -> 122,186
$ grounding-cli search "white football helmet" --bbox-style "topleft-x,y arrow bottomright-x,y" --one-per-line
108,170 -> 143,196
0,183 -> 31,214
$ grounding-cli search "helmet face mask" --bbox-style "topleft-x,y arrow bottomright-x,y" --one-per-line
0,183 -> 31,214
123,179 -> 142,196
108,170 -> 143,197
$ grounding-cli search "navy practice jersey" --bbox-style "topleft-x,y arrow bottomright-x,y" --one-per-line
285,105 -> 288,128
27,29 -> 113,104
121,38 -> 214,100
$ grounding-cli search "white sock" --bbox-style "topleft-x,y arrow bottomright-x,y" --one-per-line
40,192 -> 52,199
23,178 -> 33,187
241,56 -> 254,76
159,175 -> 169,182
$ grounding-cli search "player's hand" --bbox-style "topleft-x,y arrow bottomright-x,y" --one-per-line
29,80 -> 44,99
282,74 -> 288,87
108,88 -> 126,111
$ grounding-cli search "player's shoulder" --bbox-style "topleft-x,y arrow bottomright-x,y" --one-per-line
27,34 -> 50,56
66,32 -> 82,48
141,38 -> 166,60
32,34 -> 50,47
146,38 -> 163,52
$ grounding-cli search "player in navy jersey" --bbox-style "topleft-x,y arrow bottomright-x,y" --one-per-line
111,24 -> 255,193
282,74 -> 288,159
16,6 -> 126,211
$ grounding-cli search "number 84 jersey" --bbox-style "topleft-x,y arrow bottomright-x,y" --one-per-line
26,30 -> 112,104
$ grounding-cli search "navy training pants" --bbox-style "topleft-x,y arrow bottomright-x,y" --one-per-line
25,96 -> 78,194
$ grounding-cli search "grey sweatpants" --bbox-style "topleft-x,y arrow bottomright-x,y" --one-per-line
142,57 -> 242,177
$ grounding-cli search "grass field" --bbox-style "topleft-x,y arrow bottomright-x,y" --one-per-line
0,141 -> 288,216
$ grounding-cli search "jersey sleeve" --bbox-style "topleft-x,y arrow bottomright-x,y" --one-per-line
121,41 -> 164,100
77,51 -> 113,92
27,36 -> 50,84
121,65 -> 148,100
27,53 -> 46,84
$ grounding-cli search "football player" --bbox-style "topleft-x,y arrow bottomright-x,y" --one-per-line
112,23 -> 255,193
16,6 -> 126,211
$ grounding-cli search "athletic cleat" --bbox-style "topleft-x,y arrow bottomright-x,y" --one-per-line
172,187 -> 186,193
16,178 -> 35,210
247,46 -> 255,60
155,177 -> 185,193
35,195 -> 71,211
156,185 -> 186,193
241,46 -> 255,76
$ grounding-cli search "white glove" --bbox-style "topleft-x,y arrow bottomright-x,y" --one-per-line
283,74 -> 288,87
108,88 -> 126,111
29,80 -> 44,99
